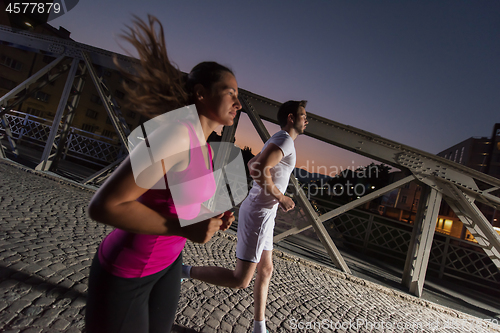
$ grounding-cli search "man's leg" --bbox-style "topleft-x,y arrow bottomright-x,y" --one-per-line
253,250 -> 273,322
190,258 -> 257,289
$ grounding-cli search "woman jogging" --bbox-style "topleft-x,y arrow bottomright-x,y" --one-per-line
85,15 -> 241,333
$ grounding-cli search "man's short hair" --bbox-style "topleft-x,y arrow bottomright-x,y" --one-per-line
277,100 -> 307,128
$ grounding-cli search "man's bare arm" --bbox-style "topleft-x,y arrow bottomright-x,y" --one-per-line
248,143 -> 294,211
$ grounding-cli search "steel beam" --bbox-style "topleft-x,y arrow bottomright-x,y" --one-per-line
415,176 -> 500,270
0,55 -> 67,158
3,25 -> 500,208
82,156 -> 126,186
442,184 -> 500,269
318,175 -> 416,223
238,89 -> 500,210
48,61 -> 87,171
402,186 -> 442,297
3,23 -> 499,294
81,51 -> 130,152
0,25 -> 137,74
239,95 -> 271,144
0,135 -> 5,159
273,175 -> 416,242
273,226 -> 302,243
215,110 -> 240,169
0,114 -> 18,157
206,111 -> 241,212
36,57 -> 80,171
0,63 -> 71,118
0,55 -> 66,112
239,89 -> 500,283
4,25 -> 499,207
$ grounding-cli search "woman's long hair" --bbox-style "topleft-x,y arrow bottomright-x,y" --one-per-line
116,15 -> 234,119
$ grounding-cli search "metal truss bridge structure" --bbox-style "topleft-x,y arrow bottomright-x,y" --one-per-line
1,25 -> 499,297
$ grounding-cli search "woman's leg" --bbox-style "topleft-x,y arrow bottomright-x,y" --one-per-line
148,253 -> 183,333
85,254 -> 152,333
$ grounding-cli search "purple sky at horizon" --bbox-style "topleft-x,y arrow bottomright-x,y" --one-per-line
48,1 -> 500,175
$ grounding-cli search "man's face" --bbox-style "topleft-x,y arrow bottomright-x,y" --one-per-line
293,106 -> 308,134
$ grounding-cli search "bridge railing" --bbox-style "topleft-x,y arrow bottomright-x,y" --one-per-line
272,196 -> 500,293
1,110 -> 121,167
1,25 -> 499,298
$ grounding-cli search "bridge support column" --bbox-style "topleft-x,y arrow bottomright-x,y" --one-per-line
402,185 -> 442,297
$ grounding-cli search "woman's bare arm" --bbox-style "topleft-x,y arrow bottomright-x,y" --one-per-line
87,124 -> 223,242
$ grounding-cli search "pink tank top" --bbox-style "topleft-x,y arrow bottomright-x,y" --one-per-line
98,121 -> 215,278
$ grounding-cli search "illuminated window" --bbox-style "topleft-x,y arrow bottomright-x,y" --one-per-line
443,219 -> 453,233
436,218 -> 453,235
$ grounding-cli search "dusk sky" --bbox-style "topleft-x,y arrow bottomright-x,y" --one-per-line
49,1 -> 500,176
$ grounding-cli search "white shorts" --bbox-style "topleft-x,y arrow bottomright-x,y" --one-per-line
236,198 -> 278,263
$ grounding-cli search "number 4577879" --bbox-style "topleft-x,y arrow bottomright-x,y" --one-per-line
5,2 -> 61,14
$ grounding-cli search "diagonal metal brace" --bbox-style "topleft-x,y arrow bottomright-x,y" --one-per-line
81,51 -> 130,152
274,175 -> 417,242
441,182 -> 500,270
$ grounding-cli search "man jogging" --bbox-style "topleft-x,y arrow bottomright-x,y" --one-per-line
183,100 -> 308,333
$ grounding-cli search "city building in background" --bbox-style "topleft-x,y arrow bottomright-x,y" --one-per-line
437,123 -> 500,231
437,123 -> 500,179
0,16 -> 144,151
370,124 -> 500,242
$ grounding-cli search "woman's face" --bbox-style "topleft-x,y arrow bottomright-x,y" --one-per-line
200,72 -> 242,126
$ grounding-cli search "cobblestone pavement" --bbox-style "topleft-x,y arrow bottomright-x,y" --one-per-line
1,159 -> 500,333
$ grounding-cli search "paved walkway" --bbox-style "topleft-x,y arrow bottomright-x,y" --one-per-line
0,159 -> 499,333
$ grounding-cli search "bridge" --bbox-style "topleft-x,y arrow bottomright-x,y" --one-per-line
1,25 -> 500,301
